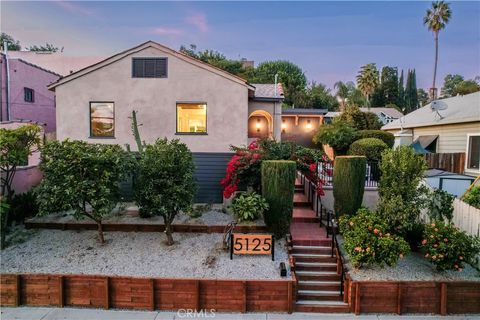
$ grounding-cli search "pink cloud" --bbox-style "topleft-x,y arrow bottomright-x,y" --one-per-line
151,27 -> 184,37
53,0 -> 96,17
185,13 -> 208,33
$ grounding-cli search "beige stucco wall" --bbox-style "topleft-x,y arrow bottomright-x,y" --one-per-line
248,100 -> 281,140
55,46 -> 249,152
385,121 -> 480,153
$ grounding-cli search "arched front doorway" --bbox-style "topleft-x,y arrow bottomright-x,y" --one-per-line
248,110 -> 273,139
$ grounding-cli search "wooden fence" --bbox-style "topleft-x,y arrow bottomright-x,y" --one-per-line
0,274 -> 294,313
424,153 -> 466,174
345,278 -> 480,315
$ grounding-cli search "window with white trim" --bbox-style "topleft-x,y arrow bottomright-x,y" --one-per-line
466,134 -> 480,170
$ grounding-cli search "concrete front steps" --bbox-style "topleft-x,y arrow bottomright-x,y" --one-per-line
290,181 -> 349,313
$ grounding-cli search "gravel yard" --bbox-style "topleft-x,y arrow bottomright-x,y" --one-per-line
337,237 -> 480,282
0,229 -> 288,280
27,204 -> 265,226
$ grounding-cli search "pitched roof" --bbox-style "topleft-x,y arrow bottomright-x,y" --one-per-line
251,83 -> 284,100
48,41 -> 254,90
6,51 -> 105,77
282,108 -> 328,115
382,92 -> 480,130
360,107 -> 403,118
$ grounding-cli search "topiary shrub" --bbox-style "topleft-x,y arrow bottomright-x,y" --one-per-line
312,119 -> 357,155
333,156 -> 367,216
420,221 -> 480,271
377,146 -> 428,239
261,160 -> 296,238
348,138 -> 388,161
231,192 -> 269,222
340,208 -> 410,268
357,130 -> 395,148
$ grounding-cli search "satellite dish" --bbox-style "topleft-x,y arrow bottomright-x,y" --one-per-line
430,100 -> 449,111
430,100 -> 448,120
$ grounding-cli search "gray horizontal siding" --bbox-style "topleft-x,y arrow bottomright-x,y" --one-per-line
193,152 -> 232,203
119,152 -> 232,204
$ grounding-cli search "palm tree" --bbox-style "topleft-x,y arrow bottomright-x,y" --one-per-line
334,81 -> 351,112
356,63 -> 379,110
424,1 -> 452,100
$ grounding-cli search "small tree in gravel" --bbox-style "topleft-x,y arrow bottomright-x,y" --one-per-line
36,140 -> 133,244
134,139 -> 196,245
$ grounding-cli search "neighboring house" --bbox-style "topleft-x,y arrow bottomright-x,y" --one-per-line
359,107 -> 403,125
1,53 -> 60,133
0,121 -> 43,195
48,41 -> 284,202
382,92 -> 480,176
281,108 -> 327,148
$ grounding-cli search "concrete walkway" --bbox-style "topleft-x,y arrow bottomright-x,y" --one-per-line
1,307 -> 478,320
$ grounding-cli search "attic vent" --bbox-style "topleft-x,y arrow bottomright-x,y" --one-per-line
132,58 -> 167,78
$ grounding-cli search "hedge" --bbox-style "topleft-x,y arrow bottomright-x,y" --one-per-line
261,160 -> 296,238
348,138 -> 388,161
357,130 -> 395,148
333,156 -> 367,216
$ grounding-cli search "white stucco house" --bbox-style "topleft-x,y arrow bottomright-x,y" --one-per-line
47,41 -> 287,202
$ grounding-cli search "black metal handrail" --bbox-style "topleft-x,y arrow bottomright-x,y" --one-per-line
331,217 -> 345,297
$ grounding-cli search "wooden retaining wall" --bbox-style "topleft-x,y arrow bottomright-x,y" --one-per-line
24,221 -> 268,234
0,274 -> 293,313
345,277 -> 480,315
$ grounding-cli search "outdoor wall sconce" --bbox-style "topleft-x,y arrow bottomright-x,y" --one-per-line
281,119 -> 287,133
256,118 -> 261,132
306,119 -> 312,130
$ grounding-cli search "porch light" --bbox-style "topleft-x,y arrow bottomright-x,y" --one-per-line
306,119 -> 312,130
256,118 -> 262,132
281,120 -> 287,130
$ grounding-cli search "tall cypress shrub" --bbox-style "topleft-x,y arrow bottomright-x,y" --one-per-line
261,160 -> 296,238
333,156 -> 367,216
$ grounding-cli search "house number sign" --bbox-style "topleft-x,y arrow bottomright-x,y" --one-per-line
230,233 -> 274,260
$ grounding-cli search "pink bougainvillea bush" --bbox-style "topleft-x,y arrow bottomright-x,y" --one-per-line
221,139 -> 327,199
420,221 -> 480,271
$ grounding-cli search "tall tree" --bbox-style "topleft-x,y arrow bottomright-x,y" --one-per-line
404,70 -> 419,113
305,82 -> 339,110
441,74 -> 480,97
398,70 -> 405,108
0,33 -> 21,51
381,66 -> 399,105
250,60 -> 307,107
455,80 -> 480,95
417,88 -> 429,107
424,1 -> 452,100
334,81 -> 353,112
356,63 -> 380,109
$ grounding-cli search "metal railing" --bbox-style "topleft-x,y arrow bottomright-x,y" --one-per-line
316,160 -> 380,188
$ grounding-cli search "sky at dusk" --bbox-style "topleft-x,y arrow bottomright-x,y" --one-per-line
1,1 -> 479,89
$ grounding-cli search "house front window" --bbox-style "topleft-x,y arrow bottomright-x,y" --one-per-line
176,103 -> 207,134
90,102 -> 114,137
466,134 -> 480,170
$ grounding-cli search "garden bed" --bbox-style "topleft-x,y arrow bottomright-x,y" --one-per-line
0,230 -> 288,280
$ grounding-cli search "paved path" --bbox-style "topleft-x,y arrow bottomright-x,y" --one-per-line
1,307 -> 479,320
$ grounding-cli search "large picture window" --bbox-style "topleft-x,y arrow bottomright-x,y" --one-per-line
176,103 -> 207,134
90,102 -> 114,137
466,134 -> 480,170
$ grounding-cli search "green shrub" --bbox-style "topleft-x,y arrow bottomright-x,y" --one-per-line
37,140 -> 133,244
9,190 -> 39,224
348,138 -> 388,161
357,130 -> 395,148
462,185 -> 480,209
135,139 -> 196,245
231,192 -> 269,221
340,208 -> 410,268
261,160 -> 296,238
377,146 -> 428,236
420,221 -> 480,271
363,112 -> 383,130
427,188 -> 454,222
312,119 -> 357,155
333,156 -> 366,216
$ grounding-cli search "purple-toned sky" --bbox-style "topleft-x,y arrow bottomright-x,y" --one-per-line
2,1 -> 479,90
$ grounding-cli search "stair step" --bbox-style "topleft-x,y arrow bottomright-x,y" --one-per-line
297,280 -> 341,291
296,270 -> 340,281
296,262 -> 336,266
298,289 -> 341,295
295,300 -> 350,313
296,271 -> 338,275
292,254 -> 337,263
292,246 -> 331,254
